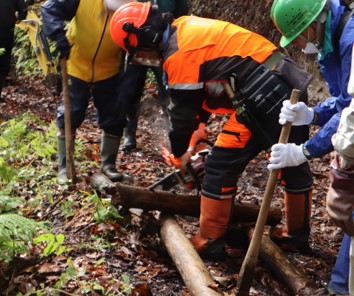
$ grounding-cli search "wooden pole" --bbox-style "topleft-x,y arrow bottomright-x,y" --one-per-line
61,59 -> 75,182
237,89 -> 300,295
159,214 -> 222,296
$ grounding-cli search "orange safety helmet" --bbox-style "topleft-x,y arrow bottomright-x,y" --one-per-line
110,2 -> 152,53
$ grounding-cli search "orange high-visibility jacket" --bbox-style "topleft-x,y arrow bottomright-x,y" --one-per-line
163,15 -> 277,100
163,16 -> 278,156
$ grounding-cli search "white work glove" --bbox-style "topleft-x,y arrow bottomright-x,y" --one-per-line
267,143 -> 308,170
279,100 -> 314,125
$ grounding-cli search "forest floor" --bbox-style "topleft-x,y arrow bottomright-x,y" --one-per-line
0,73 -> 344,296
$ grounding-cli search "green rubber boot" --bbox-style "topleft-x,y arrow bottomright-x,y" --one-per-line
57,128 -> 75,185
122,114 -> 137,151
57,134 -> 67,185
100,133 -> 124,182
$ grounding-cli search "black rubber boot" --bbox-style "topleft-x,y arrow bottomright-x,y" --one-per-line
122,114 -> 137,151
100,133 -> 124,182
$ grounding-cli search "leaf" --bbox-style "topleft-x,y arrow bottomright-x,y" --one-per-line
93,284 -> 105,292
33,233 -> 54,244
56,234 -> 65,244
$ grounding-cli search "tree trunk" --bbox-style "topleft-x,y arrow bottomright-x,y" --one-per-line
90,172 -> 282,226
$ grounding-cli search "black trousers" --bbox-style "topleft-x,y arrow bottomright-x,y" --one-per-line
0,27 -> 15,77
56,72 -> 130,136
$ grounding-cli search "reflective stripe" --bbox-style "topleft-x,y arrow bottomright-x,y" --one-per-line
200,190 -> 235,200
164,16 -> 277,88
168,82 -> 204,90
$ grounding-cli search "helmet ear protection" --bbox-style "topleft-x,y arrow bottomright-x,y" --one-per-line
123,22 -> 163,48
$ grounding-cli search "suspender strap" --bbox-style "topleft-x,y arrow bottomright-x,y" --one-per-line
263,51 -> 283,70
334,8 -> 354,50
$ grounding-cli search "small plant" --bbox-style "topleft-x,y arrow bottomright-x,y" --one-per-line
0,48 -> 5,56
0,194 -> 23,213
84,191 -> 122,223
0,213 -> 48,262
120,274 -> 133,295
0,113 -> 56,190
13,27 -> 42,77
33,233 -> 72,257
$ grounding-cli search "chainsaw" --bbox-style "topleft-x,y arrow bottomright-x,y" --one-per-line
149,140 -> 212,191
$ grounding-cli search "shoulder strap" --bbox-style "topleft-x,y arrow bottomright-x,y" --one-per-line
334,7 -> 354,49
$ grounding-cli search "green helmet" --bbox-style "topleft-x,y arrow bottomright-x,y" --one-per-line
270,0 -> 327,47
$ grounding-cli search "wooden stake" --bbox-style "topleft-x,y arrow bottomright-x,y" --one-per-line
237,89 -> 300,295
61,59 -> 75,182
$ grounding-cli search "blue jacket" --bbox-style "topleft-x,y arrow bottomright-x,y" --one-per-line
305,0 -> 354,157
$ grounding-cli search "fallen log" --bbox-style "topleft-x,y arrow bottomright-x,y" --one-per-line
159,218 -> 317,296
160,214 -> 222,296
259,235 -> 312,295
90,172 -> 282,226
91,173 -> 319,295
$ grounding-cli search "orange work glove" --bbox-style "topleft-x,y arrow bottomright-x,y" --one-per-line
161,147 -> 191,170
187,122 -> 208,155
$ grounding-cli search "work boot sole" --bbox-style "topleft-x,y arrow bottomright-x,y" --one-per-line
269,227 -> 310,252
121,143 -> 137,152
200,238 -> 227,260
101,166 -> 124,182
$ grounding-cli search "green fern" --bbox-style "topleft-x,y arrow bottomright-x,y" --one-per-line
0,213 -> 48,262
0,194 -> 23,213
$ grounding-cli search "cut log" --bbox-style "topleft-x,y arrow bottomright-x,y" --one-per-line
90,172 -> 282,226
159,214 -> 222,296
258,234 -> 317,295
91,173 -> 318,294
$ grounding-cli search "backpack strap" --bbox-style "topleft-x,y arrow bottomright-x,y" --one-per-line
334,7 -> 354,49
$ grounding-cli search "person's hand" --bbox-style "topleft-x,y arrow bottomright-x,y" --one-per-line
187,122 -> 208,155
162,147 -> 190,170
279,100 -> 314,126
267,143 -> 308,170
56,34 -> 71,60
326,155 -> 354,236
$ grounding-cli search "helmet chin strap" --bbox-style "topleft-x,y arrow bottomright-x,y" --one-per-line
314,21 -> 323,50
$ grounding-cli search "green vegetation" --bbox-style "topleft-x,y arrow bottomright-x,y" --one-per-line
0,112 -> 129,294
0,213 -> 48,261
0,19 -> 133,295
